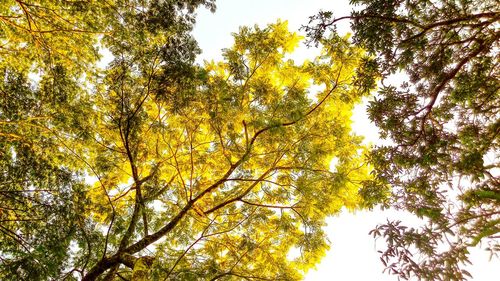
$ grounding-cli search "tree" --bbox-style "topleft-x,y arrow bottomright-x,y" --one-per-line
81,21 -> 373,281
0,0 -> 214,279
1,4 -> 376,279
305,0 -> 499,280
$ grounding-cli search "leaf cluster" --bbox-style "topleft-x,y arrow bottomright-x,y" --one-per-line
305,0 -> 499,280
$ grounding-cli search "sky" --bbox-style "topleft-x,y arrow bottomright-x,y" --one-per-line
192,1 -> 499,280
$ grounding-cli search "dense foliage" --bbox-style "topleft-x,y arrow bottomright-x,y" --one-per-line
305,0 -> 499,280
0,1 -> 376,280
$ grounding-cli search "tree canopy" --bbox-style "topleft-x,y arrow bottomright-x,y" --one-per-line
1,1 -> 376,279
305,0 -> 499,280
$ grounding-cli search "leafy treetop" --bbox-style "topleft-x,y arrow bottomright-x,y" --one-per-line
0,6 -> 376,279
305,0 -> 499,280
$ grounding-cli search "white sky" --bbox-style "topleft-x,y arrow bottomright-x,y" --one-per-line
192,1 -> 499,280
